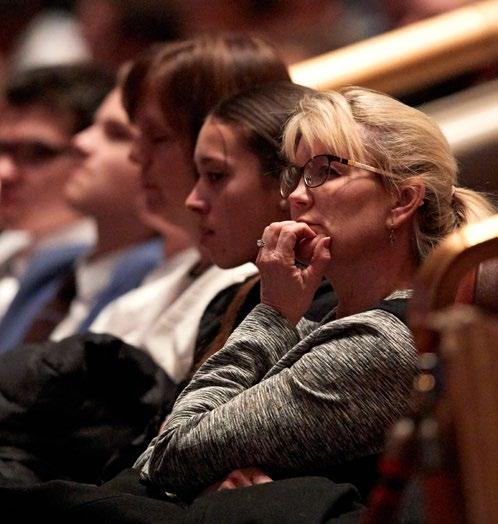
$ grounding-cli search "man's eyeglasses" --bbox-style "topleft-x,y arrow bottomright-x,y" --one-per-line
0,140 -> 72,166
280,154 -> 390,198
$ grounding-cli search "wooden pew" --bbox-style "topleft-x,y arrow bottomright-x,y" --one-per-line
365,214 -> 498,524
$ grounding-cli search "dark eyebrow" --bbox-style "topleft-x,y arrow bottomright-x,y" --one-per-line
195,156 -> 226,166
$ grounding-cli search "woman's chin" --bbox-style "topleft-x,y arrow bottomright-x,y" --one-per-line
212,251 -> 249,270
139,207 -> 169,231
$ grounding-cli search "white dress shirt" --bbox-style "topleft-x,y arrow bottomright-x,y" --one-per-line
90,247 -> 258,383
50,249 -> 127,341
0,220 -> 96,320
0,231 -> 32,318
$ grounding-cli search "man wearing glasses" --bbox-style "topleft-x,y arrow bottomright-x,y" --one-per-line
0,64 -> 114,335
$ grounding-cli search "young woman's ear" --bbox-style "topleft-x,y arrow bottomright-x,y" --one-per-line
389,179 -> 425,229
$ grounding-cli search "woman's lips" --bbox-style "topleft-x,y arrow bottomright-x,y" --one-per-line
199,226 -> 214,241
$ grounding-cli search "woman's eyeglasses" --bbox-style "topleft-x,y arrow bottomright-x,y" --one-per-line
280,154 -> 390,198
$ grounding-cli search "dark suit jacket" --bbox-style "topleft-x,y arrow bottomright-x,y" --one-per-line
0,243 -> 90,354
76,237 -> 164,332
0,238 -> 164,353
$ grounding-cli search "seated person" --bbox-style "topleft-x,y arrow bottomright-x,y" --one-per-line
28,84 -> 163,343
183,80 -> 332,385
0,64 -> 114,352
138,87 -> 495,501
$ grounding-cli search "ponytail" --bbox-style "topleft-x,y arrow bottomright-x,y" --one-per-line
452,186 -> 496,228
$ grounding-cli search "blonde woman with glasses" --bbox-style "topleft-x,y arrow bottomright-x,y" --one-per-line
140,87 -> 495,502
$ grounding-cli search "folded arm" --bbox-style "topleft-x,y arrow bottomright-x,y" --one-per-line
141,307 -> 416,498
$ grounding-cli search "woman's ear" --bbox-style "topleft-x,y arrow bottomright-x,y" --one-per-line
389,179 -> 425,229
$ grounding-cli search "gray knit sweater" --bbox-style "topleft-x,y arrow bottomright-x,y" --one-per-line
136,290 -> 417,497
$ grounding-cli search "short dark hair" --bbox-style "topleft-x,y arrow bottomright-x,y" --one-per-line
122,33 -> 291,151
5,63 -> 115,134
210,81 -> 314,178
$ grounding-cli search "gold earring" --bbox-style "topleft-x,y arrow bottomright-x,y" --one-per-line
389,218 -> 396,246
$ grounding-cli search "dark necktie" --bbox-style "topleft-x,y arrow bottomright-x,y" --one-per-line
22,270 -> 77,344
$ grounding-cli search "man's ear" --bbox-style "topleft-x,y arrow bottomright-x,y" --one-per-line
389,179 -> 425,229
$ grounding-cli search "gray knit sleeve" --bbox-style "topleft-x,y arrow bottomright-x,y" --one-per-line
135,304 -> 299,475
142,305 -> 417,497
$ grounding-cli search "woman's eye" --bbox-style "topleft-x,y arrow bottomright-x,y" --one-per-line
320,161 -> 343,178
318,165 -> 331,177
104,122 -> 132,142
328,166 -> 342,178
206,171 -> 225,183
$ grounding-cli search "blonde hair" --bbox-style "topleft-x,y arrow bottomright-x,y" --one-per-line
283,87 -> 496,261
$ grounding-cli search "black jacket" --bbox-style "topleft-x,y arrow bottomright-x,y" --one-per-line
0,333 -> 174,485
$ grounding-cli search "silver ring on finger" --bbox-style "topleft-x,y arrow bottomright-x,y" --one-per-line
256,239 -> 266,248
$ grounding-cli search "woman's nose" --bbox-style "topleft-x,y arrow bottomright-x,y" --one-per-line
185,185 -> 209,214
288,178 -> 311,209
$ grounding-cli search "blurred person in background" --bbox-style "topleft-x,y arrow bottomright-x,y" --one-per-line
2,1 -> 183,77
0,63 -> 114,350
41,83 -> 164,344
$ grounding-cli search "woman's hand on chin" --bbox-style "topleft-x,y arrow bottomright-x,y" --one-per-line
256,220 -> 331,325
